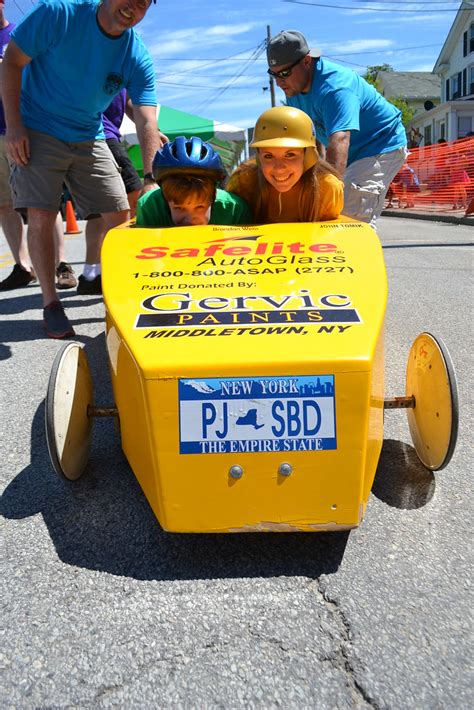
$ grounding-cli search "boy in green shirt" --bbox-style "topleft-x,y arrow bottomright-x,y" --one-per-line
136,136 -> 251,227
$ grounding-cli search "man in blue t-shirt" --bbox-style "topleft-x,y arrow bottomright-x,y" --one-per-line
2,0 -> 163,338
0,1 -> 79,294
267,30 -> 408,229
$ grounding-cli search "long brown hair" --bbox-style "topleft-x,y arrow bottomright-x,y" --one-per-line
253,153 -> 340,222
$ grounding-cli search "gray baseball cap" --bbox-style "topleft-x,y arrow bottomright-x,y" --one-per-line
267,30 -> 321,67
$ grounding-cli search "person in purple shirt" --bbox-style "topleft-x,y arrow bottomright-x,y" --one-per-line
78,89 -> 143,295
102,88 -> 142,214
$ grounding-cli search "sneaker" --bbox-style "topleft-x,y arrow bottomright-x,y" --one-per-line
56,262 -> 77,290
0,263 -> 37,291
43,300 -> 75,339
77,274 -> 102,295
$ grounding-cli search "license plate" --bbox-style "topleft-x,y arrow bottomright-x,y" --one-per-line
178,376 -> 336,454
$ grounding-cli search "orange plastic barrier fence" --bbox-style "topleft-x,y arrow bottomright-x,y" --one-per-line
386,137 -> 474,215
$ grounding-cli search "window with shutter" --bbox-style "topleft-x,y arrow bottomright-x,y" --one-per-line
451,73 -> 460,99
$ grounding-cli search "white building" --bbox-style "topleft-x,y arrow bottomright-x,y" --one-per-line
408,1 -> 474,146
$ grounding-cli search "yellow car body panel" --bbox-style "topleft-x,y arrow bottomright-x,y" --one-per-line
102,219 -> 386,532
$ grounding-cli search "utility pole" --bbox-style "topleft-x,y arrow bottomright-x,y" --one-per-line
266,25 -> 276,107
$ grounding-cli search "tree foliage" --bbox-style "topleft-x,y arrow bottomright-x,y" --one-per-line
386,96 -> 416,127
363,64 -> 393,85
363,64 -> 415,127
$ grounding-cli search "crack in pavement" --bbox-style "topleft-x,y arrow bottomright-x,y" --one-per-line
311,579 -> 382,709
91,651 -> 192,703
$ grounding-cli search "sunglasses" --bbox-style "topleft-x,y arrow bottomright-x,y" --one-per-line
267,56 -> 304,79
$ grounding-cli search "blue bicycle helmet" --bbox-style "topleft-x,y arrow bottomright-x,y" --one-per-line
152,136 -> 227,183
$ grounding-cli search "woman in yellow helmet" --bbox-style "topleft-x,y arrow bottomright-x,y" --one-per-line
227,106 -> 343,223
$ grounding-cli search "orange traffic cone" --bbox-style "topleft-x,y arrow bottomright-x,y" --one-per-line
65,200 -> 81,234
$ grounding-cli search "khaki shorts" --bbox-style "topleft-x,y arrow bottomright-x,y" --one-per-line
9,129 -> 129,218
342,146 -> 408,230
0,136 -> 14,207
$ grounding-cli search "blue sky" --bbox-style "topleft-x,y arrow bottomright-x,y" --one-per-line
7,1 -> 461,128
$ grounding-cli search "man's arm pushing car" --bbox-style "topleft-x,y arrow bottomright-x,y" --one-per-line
326,130 -> 351,177
132,103 -> 164,193
2,40 -> 30,166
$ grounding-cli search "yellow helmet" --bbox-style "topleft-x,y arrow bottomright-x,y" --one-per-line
251,106 -> 318,171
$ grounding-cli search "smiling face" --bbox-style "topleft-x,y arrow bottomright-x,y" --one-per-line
168,194 -> 212,226
258,147 -> 305,193
97,0 -> 152,36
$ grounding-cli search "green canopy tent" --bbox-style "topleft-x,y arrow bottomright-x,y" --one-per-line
121,104 -> 248,176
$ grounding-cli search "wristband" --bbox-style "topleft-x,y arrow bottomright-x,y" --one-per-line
143,172 -> 156,182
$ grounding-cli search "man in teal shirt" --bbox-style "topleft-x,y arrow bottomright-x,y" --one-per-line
137,137 -> 251,227
267,30 -> 408,229
3,0 -> 161,337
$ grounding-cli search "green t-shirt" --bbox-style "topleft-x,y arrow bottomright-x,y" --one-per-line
136,187 -> 252,226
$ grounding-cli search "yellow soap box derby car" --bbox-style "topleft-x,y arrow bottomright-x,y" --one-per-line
45,219 -> 458,532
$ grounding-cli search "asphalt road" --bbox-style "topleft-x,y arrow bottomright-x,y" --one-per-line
1,217 -> 473,708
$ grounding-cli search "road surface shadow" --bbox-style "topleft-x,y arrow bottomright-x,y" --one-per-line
3,436 -> 437,581
0,290 -> 104,348
1,332 -> 349,581
0,342 -> 11,360
1,330 -> 438,580
372,439 -> 436,509
1,415 -> 350,581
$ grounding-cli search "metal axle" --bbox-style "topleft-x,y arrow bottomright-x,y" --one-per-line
87,405 -> 119,418
384,396 -> 415,409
